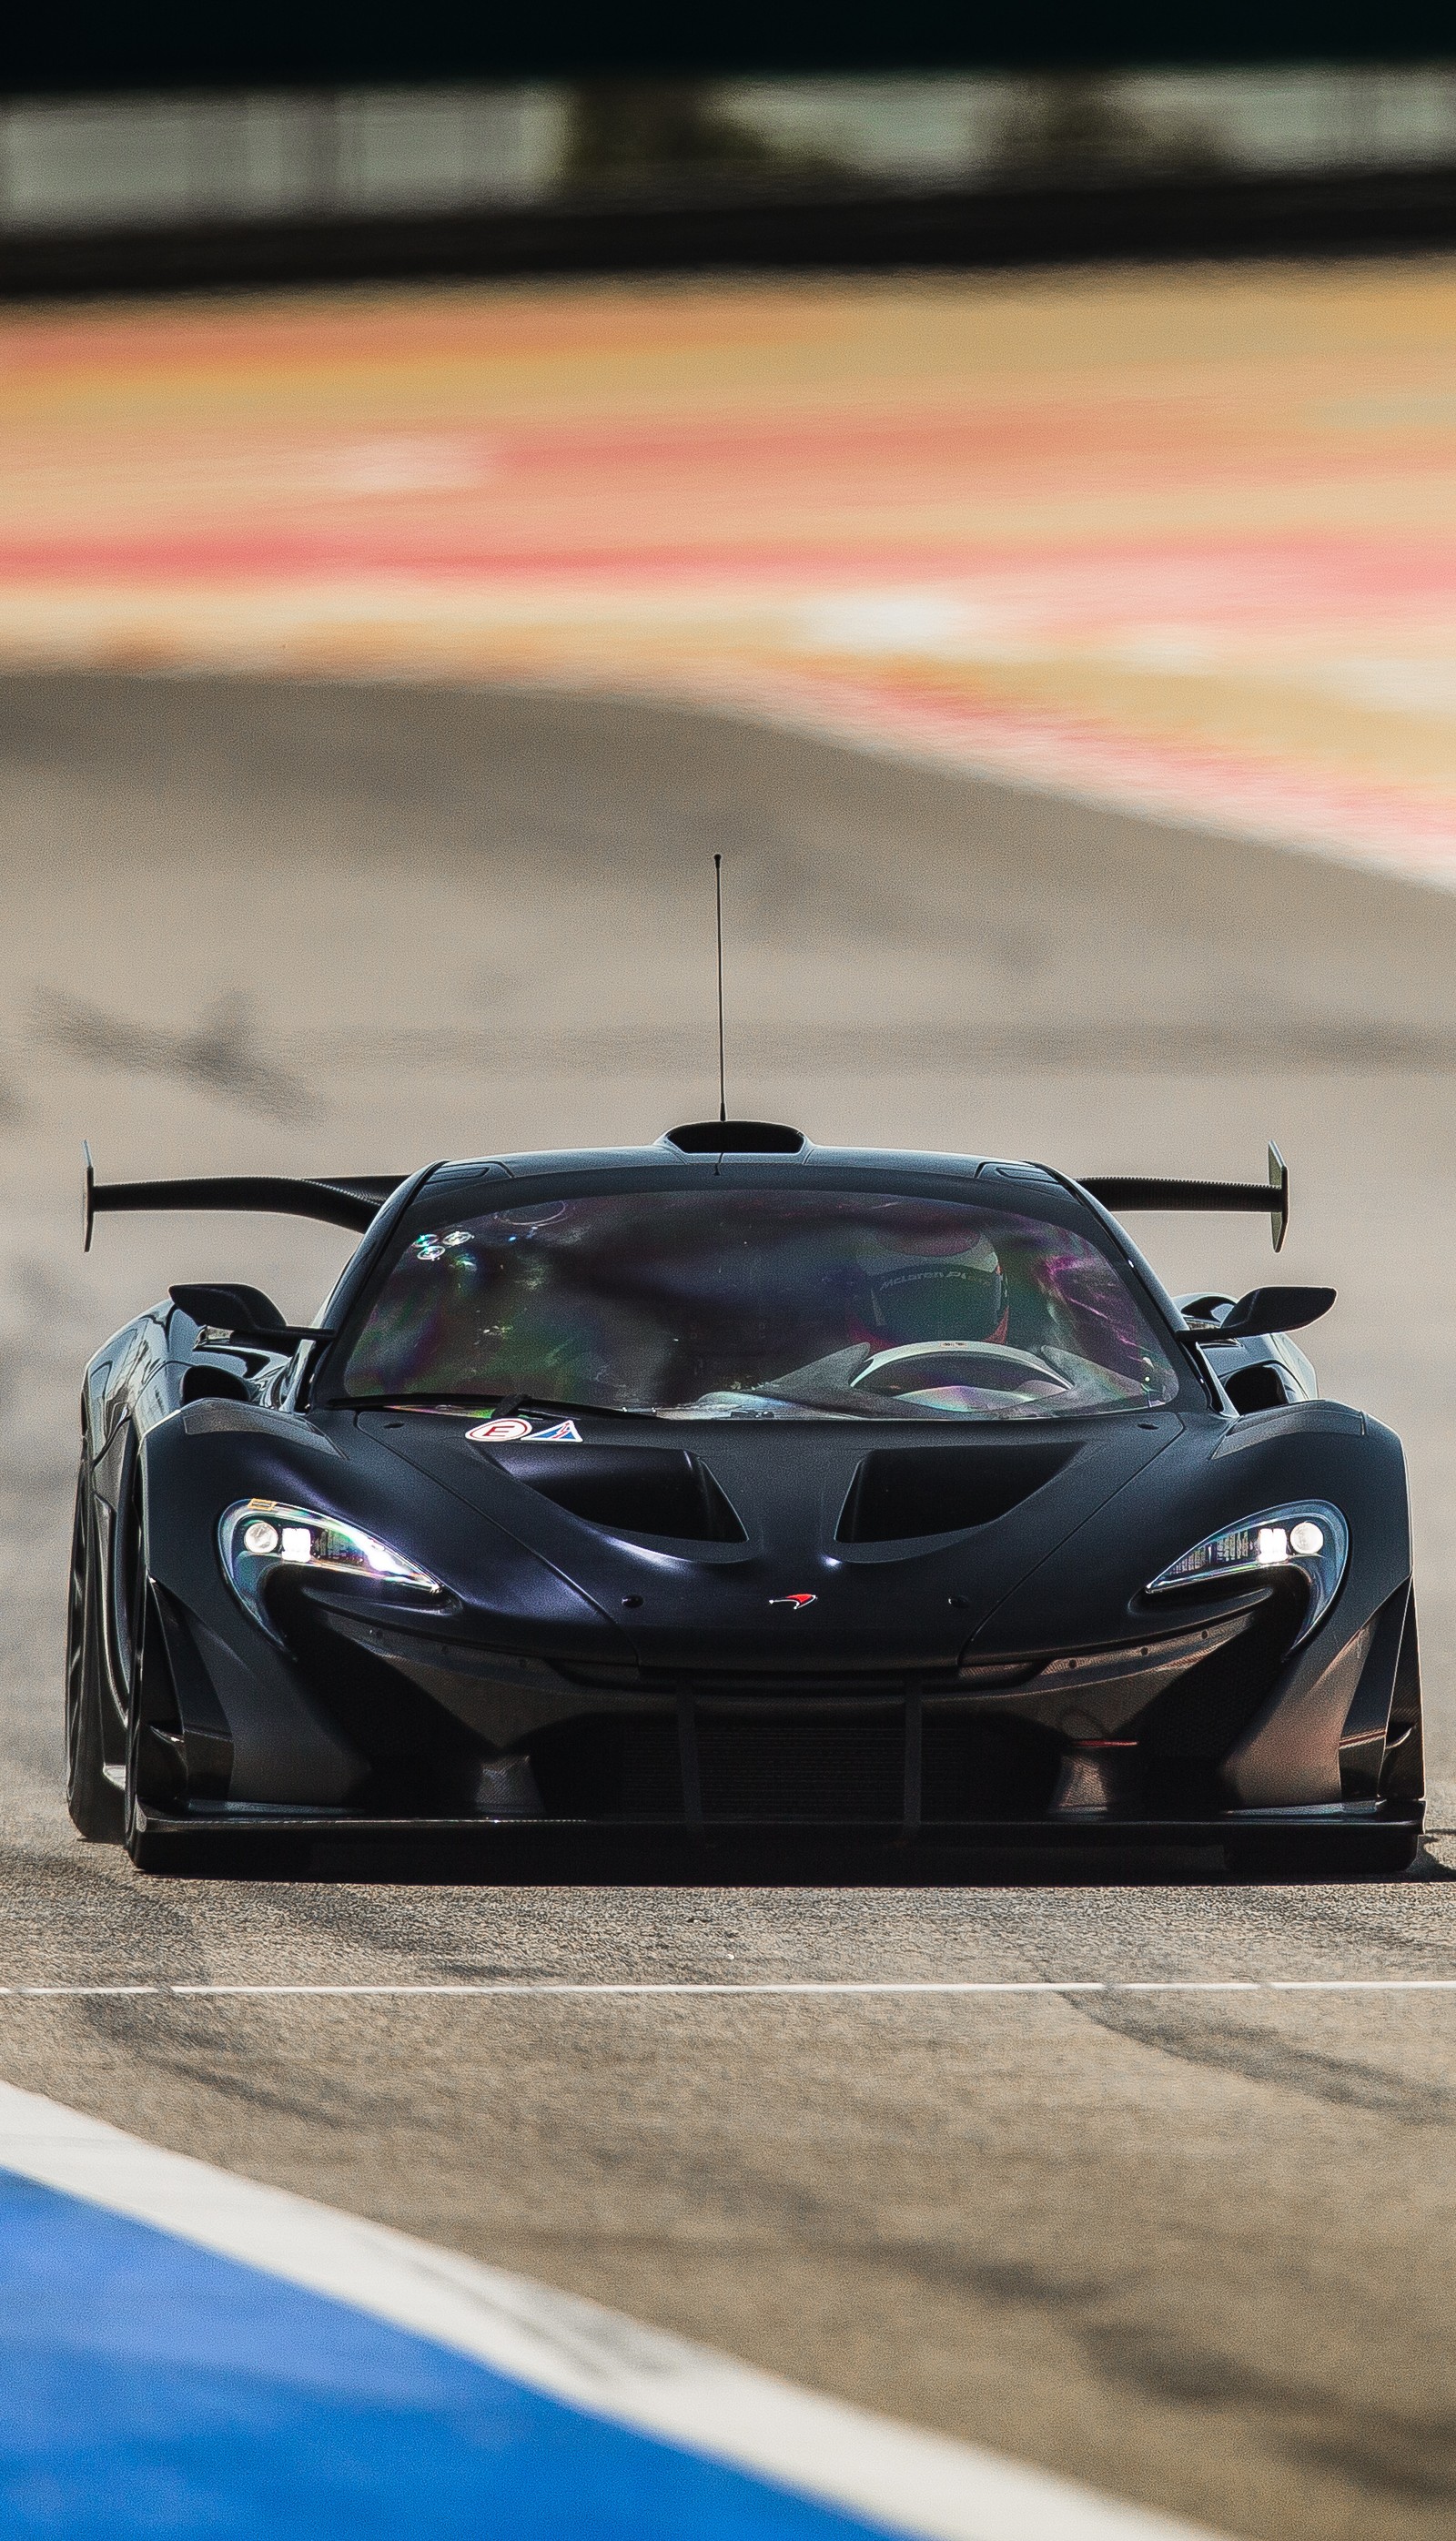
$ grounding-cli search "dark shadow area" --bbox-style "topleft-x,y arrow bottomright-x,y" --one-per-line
129,1827 -> 1437,1887
10,0 -> 1454,97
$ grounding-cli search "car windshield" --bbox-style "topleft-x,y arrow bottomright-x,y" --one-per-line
338,1186 -> 1179,1422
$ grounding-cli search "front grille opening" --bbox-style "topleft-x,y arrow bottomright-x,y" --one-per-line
529,1713 -> 682,1818
285,1604 -> 474,1805
697,1705 -> 902,1821
837,1442 -> 1077,1544
921,1710 -> 1061,1819
1138,1581 -> 1301,1812
498,1445 -> 746,1544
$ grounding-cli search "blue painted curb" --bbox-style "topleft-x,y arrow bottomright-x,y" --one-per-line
0,2170 -> 894,2540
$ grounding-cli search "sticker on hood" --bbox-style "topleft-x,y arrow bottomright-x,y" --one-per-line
467,1416 -> 582,1444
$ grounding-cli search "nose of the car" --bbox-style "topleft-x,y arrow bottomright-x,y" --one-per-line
358,1410 -> 1179,1671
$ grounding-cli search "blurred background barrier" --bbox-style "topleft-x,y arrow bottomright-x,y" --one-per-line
5,268 -> 1456,882
5,66 -> 1456,289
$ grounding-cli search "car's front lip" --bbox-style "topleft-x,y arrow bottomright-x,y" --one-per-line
130,1796 -> 1425,1842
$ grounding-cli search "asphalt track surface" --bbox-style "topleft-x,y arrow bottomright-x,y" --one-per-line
2,669 -> 1456,2539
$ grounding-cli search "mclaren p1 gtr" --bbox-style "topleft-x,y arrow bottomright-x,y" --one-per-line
66,1122 -> 1422,1873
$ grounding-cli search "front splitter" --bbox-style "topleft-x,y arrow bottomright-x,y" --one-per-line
132,1797 -> 1423,1851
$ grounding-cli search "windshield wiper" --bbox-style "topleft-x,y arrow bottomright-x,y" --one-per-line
758,1388 -> 946,1419
490,1393 -> 656,1422
342,1391 -> 655,1421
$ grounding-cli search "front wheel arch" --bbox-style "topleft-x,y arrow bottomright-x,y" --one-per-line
109,1429 -> 147,1705
65,1458 -> 123,1843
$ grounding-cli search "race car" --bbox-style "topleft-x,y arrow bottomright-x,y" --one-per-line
66,1121 -> 1422,1874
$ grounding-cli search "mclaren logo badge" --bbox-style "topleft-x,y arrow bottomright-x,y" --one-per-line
769,1592 -> 817,1611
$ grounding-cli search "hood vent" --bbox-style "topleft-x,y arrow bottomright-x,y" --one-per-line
495,1443 -> 747,1544
837,1442 -> 1078,1545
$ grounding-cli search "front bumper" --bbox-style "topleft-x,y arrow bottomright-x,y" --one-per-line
141,1564 -> 1422,1838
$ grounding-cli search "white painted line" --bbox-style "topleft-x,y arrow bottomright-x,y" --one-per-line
168,1979 -> 1111,1997
126,1977 -> 1456,1997
0,2078 -> 1225,2541
4,1976 -> 1456,1999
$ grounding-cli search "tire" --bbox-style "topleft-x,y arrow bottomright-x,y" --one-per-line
65,1465 -> 122,1842
1225,1827 -> 1420,1879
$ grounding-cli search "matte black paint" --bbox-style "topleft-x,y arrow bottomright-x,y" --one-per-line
66,1136 -> 1424,1868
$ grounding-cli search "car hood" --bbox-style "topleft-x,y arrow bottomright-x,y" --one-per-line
356,1407 -> 1186,1672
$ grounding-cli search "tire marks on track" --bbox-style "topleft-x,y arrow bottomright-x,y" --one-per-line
1066,1991 -> 1456,2124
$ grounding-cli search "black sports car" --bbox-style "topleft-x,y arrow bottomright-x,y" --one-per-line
66,1121 -> 1421,1874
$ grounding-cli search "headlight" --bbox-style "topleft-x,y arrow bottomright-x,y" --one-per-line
219,1497 -> 442,1640
1146,1501 -> 1347,1645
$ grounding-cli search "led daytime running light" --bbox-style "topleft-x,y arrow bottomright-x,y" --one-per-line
1146,1500 -> 1347,1646
220,1497 -> 442,1640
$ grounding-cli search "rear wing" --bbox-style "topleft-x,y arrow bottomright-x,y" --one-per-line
1080,1142 -> 1289,1253
79,1140 -> 1291,1253
82,1146 -> 408,1250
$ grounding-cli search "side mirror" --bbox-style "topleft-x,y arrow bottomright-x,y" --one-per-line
1188,1284 -> 1335,1342
168,1283 -> 333,1350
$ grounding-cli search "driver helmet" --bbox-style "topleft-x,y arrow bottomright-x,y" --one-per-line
852,1231 -> 1008,1348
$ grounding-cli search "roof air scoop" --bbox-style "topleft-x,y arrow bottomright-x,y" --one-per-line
662,1121 -> 806,1155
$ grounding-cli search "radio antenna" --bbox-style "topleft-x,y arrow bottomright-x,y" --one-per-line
713,853 -> 727,1123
